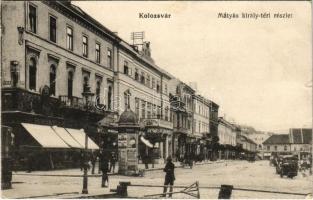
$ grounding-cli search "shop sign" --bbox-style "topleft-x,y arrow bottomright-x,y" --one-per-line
146,128 -> 172,135
144,119 -> 158,126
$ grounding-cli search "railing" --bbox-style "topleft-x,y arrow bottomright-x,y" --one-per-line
59,95 -> 113,116
59,95 -> 84,110
2,87 -> 60,117
113,181 -> 310,199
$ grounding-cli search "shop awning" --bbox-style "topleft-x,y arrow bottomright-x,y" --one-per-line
51,126 -> 83,148
65,128 -> 99,150
21,123 -> 70,148
140,136 -> 154,148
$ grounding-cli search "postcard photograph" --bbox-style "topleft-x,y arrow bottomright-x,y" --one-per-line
0,0 -> 312,199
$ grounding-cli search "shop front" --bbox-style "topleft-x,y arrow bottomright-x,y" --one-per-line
139,118 -> 173,164
141,127 -> 172,164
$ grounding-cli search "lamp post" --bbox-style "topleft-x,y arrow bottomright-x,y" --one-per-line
81,85 -> 94,194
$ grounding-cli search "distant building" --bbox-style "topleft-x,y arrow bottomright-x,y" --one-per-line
193,94 -> 211,159
289,128 -> 312,159
262,128 -> 312,159
262,134 -> 291,158
218,117 -> 237,159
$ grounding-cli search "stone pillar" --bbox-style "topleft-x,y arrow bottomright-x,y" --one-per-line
160,141 -> 163,160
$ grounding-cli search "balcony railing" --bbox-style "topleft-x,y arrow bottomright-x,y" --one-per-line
59,95 -> 114,116
2,87 -> 60,117
59,95 -> 84,110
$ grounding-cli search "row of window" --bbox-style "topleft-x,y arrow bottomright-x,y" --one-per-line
123,62 -> 168,94
28,55 -> 113,109
174,113 -> 191,130
134,97 -> 171,121
29,4 -> 113,68
194,100 -> 210,118
194,119 -> 209,133
266,145 -> 288,151
266,145 -> 312,152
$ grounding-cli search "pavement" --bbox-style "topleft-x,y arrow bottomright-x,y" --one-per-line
1,159 -> 221,199
2,160 -> 311,199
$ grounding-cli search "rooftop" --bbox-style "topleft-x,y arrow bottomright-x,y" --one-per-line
263,134 -> 290,145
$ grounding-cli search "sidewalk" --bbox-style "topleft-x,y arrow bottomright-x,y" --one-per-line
2,160 -> 227,198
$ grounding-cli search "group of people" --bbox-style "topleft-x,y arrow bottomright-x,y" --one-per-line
80,150 -> 117,188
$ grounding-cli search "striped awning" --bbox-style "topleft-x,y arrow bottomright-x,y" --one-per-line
21,123 -> 70,149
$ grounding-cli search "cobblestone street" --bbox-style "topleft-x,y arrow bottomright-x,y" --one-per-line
2,160 -> 311,199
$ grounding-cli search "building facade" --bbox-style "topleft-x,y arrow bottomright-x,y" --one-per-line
262,129 -> 312,160
168,79 -> 195,161
218,117 -> 237,159
1,1 -> 175,168
289,128 -> 312,159
116,41 -> 173,163
262,134 -> 291,159
192,95 -> 211,160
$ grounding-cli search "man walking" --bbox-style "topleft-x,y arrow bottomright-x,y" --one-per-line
91,151 -> 97,174
100,151 -> 109,187
162,156 -> 175,198
109,151 -> 117,173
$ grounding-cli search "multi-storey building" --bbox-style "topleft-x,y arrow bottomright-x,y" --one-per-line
289,128 -> 312,159
168,78 -> 195,161
262,129 -> 312,160
218,117 -> 237,159
262,134 -> 291,159
116,41 -> 173,163
192,94 -> 211,160
1,1 -> 173,168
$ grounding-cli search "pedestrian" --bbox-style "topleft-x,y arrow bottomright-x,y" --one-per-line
26,152 -> 34,173
100,151 -> 109,188
91,151 -> 97,174
79,150 -> 84,171
143,152 -> 149,169
98,150 -> 102,174
109,151 -> 117,173
162,156 -> 175,198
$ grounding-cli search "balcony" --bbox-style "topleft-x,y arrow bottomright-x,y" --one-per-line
59,96 -> 84,110
2,87 -> 60,117
59,95 -> 114,118
140,116 -> 173,130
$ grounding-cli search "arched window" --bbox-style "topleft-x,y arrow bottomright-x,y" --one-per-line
49,65 -> 56,95
96,81 -> 101,105
29,57 -> 37,90
67,71 -> 74,97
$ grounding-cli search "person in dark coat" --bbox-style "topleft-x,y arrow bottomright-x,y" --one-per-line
162,156 -> 175,197
91,151 -> 97,174
26,152 -> 34,173
109,152 -> 117,173
100,151 -> 110,187
79,150 -> 84,171
98,150 -> 101,174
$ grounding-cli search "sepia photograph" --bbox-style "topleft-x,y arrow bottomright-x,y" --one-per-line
1,0 -> 312,199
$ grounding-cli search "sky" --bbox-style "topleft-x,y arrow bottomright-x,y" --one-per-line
73,1 -> 312,133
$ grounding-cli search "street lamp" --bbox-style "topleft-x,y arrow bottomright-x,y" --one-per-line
81,85 -> 94,194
